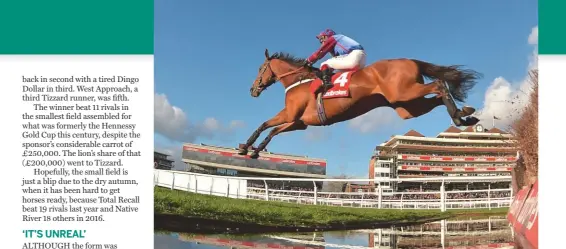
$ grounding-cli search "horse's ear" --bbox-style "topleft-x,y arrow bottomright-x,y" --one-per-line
264,49 -> 269,59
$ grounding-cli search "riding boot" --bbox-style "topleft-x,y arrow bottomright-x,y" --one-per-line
316,68 -> 334,94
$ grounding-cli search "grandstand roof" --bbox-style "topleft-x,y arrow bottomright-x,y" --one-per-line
377,125 -> 515,148
488,127 -> 508,134
443,126 -> 462,133
404,129 -> 425,137
396,125 -> 511,139
154,151 -> 171,157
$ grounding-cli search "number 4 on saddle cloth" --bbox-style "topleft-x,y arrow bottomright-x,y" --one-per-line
309,70 -> 357,99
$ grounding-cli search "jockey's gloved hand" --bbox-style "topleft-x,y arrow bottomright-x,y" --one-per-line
304,60 -> 314,68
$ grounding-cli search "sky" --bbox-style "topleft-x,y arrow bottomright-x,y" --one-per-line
153,1 -> 538,177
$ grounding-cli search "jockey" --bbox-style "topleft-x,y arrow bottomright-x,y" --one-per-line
306,29 -> 366,94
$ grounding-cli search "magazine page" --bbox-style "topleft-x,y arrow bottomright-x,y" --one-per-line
4,0 -> 564,249
1,1 -> 154,249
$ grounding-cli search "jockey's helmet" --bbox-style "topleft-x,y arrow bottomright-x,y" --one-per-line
316,29 -> 336,39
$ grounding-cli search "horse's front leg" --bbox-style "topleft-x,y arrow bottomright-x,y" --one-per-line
250,120 -> 308,159
238,109 -> 287,155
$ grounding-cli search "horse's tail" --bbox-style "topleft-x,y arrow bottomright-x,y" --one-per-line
411,59 -> 482,103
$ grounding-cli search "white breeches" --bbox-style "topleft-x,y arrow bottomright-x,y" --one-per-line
321,49 -> 366,70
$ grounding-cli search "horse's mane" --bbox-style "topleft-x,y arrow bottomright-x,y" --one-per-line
269,52 -> 307,68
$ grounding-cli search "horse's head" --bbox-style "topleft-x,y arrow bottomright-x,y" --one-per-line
250,49 -> 314,97
250,49 -> 277,97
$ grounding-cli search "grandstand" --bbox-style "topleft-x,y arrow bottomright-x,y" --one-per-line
181,143 -> 327,190
154,151 -> 174,170
371,124 -> 517,194
173,124 -> 516,203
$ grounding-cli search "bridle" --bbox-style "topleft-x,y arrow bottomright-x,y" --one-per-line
253,58 -> 311,93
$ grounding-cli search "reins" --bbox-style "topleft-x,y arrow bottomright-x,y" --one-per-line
256,59 -> 317,91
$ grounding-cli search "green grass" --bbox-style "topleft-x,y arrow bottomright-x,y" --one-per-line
447,207 -> 509,218
155,187 -> 509,228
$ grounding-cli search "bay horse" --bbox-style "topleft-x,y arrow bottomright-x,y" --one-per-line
239,49 -> 481,159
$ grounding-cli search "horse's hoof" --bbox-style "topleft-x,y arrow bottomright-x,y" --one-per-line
461,106 -> 476,116
461,116 -> 480,126
250,152 -> 259,159
237,148 -> 248,155
452,117 -> 463,127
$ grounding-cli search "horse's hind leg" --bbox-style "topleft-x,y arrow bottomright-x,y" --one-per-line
238,109 -> 287,155
393,80 -> 442,103
437,81 -> 479,126
393,97 -> 443,119
250,121 -> 308,159
394,96 -> 478,126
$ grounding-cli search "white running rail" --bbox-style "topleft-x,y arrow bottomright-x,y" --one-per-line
154,169 -> 512,211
